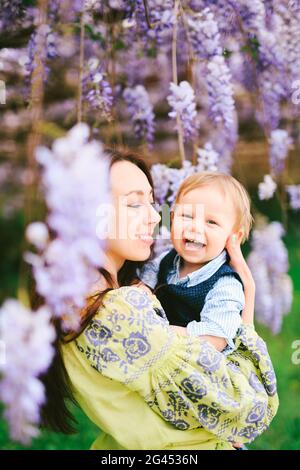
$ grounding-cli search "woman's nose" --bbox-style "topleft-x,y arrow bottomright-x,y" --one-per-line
150,203 -> 161,225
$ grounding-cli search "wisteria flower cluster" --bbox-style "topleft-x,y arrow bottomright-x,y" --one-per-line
132,0 -> 175,50
25,24 -> 57,84
269,129 -> 293,175
83,58 -> 113,120
258,174 -> 277,201
25,123 -> 109,330
123,85 -> 155,146
196,142 -> 219,172
167,81 -> 198,142
247,221 -> 293,334
151,159 -> 199,207
186,7 -> 236,147
0,300 -> 55,444
286,185 -> 300,211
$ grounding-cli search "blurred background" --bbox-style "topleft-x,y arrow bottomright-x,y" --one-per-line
0,0 -> 300,450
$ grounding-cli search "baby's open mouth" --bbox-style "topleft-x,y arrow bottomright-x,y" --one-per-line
184,238 -> 205,249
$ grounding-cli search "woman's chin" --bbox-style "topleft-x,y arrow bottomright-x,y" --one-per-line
129,246 -> 152,261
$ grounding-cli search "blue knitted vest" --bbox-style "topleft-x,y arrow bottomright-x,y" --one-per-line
154,249 -> 243,327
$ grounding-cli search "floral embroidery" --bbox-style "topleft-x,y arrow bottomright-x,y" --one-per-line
180,374 -> 208,402
249,371 -> 265,393
226,360 -> 240,374
235,424 -> 267,442
101,348 -> 120,363
196,341 -> 222,373
197,405 -> 222,430
261,368 -> 277,396
123,331 -> 151,362
85,320 -> 112,346
217,391 -> 239,408
255,337 -> 268,356
125,289 -> 152,309
246,401 -> 267,424
173,419 -> 190,430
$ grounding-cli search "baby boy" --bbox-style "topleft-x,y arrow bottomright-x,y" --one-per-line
138,172 -> 253,355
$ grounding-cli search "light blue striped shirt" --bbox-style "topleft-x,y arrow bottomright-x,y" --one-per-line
137,249 -> 244,355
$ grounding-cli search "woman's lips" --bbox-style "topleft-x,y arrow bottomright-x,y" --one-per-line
136,234 -> 154,246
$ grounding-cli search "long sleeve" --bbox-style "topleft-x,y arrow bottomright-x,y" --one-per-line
75,286 -> 279,444
186,276 -> 243,354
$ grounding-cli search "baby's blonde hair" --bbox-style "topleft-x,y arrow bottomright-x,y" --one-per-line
175,172 -> 253,243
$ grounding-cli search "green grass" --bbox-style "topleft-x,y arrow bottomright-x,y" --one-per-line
1,213 -> 300,450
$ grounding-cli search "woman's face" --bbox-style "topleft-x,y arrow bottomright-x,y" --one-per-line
105,160 -> 161,269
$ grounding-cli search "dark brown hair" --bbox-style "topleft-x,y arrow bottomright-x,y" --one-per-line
39,147 -> 155,434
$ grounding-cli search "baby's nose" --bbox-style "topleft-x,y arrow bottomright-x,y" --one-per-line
192,217 -> 205,234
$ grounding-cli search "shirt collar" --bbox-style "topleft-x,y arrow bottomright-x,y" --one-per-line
171,250 -> 227,285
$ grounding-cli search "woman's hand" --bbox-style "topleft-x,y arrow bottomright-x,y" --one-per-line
226,234 -> 255,326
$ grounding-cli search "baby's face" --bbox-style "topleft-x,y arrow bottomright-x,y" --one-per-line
171,183 -> 237,268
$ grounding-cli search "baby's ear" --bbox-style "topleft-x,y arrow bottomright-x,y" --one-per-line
228,230 -> 244,246
235,230 -> 244,244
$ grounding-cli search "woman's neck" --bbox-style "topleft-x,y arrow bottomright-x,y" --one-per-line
102,252 -> 125,284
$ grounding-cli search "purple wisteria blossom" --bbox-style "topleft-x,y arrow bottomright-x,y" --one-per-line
189,1 -> 239,35
258,175 -> 277,200
186,8 -> 222,59
269,129 -> 293,175
25,24 -> 58,83
229,0 -> 266,34
132,0 -> 175,50
286,185 -> 300,210
0,300 -> 55,444
83,58 -> 113,120
196,142 -> 219,172
256,70 -> 286,131
186,7 -> 236,138
167,160 -> 195,204
167,81 -> 198,142
206,55 -> 235,131
123,85 -> 155,146
247,221 -> 293,334
25,123 -> 109,330
151,163 -> 171,206
0,0 -> 25,30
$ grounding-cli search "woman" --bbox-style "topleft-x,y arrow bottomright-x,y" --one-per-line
42,149 -> 278,450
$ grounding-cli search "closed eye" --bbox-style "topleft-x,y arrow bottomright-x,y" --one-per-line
128,203 -> 142,208
207,220 -> 218,225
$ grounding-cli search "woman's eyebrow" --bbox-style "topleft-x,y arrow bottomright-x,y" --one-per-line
124,189 -> 153,196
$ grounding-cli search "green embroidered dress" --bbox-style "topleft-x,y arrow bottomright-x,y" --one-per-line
61,286 -> 279,450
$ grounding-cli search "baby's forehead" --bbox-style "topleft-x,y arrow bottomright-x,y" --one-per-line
179,182 -> 233,203
177,183 -> 238,214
